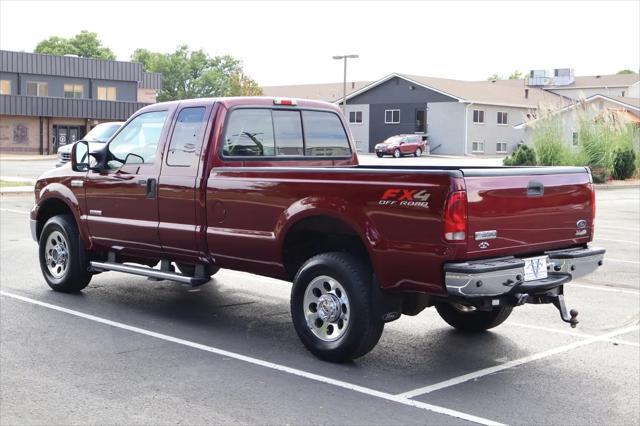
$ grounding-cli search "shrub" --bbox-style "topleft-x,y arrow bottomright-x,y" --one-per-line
590,167 -> 610,184
529,114 -> 574,166
503,144 -> 537,166
612,147 -> 637,180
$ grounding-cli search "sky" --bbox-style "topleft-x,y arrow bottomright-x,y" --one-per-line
0,0 -> 638,86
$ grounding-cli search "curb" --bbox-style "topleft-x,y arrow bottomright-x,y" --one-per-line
594,183 -> 640,190
0,155 -> 57,161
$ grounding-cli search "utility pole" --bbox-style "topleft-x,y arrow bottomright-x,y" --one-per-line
332,54 -> 359,112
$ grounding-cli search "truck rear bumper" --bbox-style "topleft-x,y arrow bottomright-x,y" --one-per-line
444,246 -> 605,298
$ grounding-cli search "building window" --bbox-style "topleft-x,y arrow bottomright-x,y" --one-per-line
496,142 -> 507,153
26,81 -> 48,97
572,132 -> 579,147
64,84 -> 83,99
473,109 -> 484,124
497,111 -> 508,125
0,80 -> 11,95
472,141 -> 485,153
385,109 -> 400,124
349,111 -> 363,124
97,86 -> 117,101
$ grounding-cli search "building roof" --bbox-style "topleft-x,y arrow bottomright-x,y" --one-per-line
514,94 -> 640,129
0,49 -> 161,89
543,73 -> 639,89
401,74 -> 567,108
263,73 -> 567,109
262,81 -> 372,102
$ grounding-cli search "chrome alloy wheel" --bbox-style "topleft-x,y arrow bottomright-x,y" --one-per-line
45,230 -> 69,279
303,275 -> 350,342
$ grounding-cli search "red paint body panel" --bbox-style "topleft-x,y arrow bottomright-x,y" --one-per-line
32,96 -> 595,298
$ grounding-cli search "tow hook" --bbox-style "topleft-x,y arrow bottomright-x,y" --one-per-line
550,294 -> 579,328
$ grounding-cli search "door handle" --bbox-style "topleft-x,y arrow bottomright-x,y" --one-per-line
146,178 -> 157,199
138,179 -> 148,186
527,180 -> 544,197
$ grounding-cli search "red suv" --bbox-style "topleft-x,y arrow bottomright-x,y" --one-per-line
374,134 -> 427,158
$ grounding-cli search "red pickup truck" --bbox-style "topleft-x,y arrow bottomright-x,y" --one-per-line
31,97 -> 605,362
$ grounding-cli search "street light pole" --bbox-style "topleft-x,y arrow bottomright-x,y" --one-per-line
332,54 -> 359,113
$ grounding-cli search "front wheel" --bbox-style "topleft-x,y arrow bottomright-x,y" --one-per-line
39,215 -> 92,293
291,252 -> 384,362
435,302 -> 512,332
393,149 -> 401,158
376,152 -> 384,158
414,148 -> 422,157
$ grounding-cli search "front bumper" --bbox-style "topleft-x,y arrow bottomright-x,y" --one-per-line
444,246 -> 605,298
30,218 -> 38,242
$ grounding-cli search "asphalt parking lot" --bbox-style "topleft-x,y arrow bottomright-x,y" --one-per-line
0,159 -> 638,425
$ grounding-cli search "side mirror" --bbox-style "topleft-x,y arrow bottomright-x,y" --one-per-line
71,141 -> 89,172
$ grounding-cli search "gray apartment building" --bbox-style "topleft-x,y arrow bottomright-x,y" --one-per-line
263,71 -> 639,155
0,50 -> 161,154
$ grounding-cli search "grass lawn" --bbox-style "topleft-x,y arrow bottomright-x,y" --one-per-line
0,180 -> 33,188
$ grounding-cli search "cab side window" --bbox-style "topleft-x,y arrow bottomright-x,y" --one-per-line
302,111 -> 351,156
167,107 -> 207,167
108,111 -> 168,169
223,109 -> 275,157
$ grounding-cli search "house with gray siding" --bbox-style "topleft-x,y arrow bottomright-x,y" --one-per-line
264,73 -> 566,155
0,50 -> 161,154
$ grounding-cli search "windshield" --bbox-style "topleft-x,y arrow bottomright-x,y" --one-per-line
383,136 -> 404,144
84,123 -> 123,142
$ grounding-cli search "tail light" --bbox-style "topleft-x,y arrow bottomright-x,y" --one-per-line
443,191 -> 468,241
589,183 -> 596,225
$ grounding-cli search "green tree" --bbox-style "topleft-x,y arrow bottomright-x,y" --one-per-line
35,31 -> 115,60
508,70 -> 523,79
487,73 -> 503,81
131,45 -> 261,101
616,69 -> 637,74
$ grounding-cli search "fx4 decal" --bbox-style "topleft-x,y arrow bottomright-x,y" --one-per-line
379,189 -> 431,208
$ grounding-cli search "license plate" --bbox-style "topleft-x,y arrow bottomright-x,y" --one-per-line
523,256 -> 548,281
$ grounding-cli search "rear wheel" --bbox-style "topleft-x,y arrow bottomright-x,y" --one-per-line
376,152 -> 384,158
435,302 -> 512,332
393,149 -> 401,158
38,215 -> 92,293
291,252 -> 384,362
415,148 -> 422,157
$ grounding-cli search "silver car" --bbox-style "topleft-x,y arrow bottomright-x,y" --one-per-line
56,122 -> 124,167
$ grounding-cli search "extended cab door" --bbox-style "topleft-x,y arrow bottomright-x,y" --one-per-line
84,109 -> 173,255
157,102 -> 214,259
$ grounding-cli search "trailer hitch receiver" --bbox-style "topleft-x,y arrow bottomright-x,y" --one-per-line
550,294 -> 579,328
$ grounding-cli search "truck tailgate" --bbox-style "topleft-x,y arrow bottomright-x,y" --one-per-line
463,167 -> 593,257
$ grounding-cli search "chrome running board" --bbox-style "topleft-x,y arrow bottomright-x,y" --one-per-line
90,261 -> 209,286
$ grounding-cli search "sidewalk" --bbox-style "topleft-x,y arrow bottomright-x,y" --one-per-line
0,154 -> 57,161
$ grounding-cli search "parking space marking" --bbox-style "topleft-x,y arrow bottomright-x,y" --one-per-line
570,283 -> 639,294
505,321 -> 640,347
396,324 -> 639,399
596,224 -> 640,231
0,208 -> 29,215
606,258 -> 640,265
594,237 -> 639,245
0,291 -> 504,426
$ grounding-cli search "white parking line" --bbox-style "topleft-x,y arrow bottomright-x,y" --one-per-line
606,258 -> 640,265
596,224 -> 640,232
594,237 -> 639,245
0,291 -> 503,426
505,321 -> 640,348
396,324 -> 639,399
0,208 -> 29,215
570,283 -> 639,295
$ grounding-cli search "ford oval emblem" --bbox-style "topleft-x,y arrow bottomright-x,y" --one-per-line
577,219 -> 587,229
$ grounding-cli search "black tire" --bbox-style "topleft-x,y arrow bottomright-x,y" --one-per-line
393,149 -> 401,158
176,263 -> 220,277
38,215 -> 92,293
376,152 -> 384,158
291,252 -> 384,362
435,302 -> 512,332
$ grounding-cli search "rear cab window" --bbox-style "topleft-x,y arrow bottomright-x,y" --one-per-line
221,107 -> 351,159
